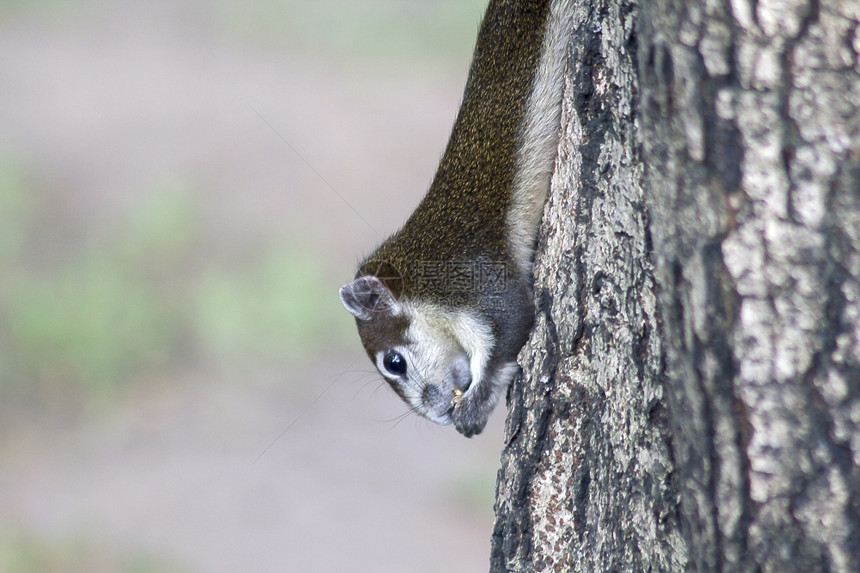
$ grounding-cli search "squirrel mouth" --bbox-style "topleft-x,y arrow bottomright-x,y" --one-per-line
450,377 -> 471,408
448,360 -> 472,409
451,387 -> 464,407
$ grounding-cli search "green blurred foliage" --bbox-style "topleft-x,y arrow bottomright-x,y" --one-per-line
214,0 -> 488,60
0,159 -> 350,411
0,529 -> 188,573
450,469 -> 498,513
195,250 -> 351,361
3,252 -> 178,401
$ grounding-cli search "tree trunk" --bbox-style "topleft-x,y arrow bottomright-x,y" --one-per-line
491,1 -> 860,571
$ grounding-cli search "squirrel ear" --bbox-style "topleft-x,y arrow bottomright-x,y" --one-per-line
339,276 -> 401,321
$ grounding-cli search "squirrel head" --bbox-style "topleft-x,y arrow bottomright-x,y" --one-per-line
339,274 -> 493,427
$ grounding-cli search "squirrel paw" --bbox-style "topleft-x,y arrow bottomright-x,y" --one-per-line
452,394 -> 489,438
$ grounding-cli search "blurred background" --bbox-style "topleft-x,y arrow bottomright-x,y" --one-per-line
0,1 -> 511,571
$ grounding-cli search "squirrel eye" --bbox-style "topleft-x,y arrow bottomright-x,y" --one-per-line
382,351 -> 407,377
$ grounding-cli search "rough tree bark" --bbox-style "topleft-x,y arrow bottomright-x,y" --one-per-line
491,1 -> 860,571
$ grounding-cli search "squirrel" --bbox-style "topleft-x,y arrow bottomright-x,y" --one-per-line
339,0 -> 572,437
